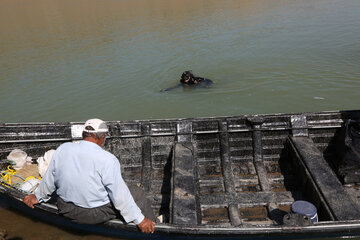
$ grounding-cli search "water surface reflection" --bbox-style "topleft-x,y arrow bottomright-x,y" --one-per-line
1,0 -> 359,122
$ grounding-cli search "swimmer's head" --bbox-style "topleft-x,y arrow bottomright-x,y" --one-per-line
180,70 -> 194,83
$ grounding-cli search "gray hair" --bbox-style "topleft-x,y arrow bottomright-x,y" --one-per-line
82,126 -> 106,139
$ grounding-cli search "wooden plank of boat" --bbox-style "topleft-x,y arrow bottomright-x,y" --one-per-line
1,110 -> 360,239
288,136 -> 360,221
171,142 -> 198,225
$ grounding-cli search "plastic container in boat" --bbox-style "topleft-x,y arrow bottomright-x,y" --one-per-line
291,200 -> 318,222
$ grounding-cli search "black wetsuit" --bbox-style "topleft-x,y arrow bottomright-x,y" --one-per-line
181,77 -> 213,86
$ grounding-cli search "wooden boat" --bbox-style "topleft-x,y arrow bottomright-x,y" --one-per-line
1,110 -> 360,239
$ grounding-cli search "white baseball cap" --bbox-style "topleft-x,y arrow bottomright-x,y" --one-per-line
83,118 -> 109,133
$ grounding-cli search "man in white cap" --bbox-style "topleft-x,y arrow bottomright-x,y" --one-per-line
24,118 -> 155,233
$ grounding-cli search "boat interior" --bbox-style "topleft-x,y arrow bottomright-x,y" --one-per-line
1,110 -> 360,229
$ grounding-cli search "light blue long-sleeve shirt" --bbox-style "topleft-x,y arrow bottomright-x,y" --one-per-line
35,140 -> 144,224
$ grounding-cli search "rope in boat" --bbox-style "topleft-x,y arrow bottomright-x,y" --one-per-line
0,165 -> 19,185
0,165 -> 40,191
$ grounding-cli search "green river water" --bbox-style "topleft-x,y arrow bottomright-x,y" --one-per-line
1,0 -> 359,123
0,0 -> 360,239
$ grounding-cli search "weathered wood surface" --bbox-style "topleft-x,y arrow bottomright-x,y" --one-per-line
171,142 -> 198,225
2,110 -> 360,237
289,136 -> 360,220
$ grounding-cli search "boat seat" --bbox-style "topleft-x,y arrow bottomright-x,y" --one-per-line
170,142 -> 198,225
289,136 -> 360,220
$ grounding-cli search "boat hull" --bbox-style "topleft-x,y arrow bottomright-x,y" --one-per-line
1,110 -> 360,239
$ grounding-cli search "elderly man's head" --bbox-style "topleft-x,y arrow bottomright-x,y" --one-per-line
82,119 -> 109,144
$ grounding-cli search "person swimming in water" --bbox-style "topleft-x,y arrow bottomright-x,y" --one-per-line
161,70 -> 213,92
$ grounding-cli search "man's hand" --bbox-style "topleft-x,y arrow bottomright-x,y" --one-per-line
23,194 -> 39,208
137,217 -> 155,233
